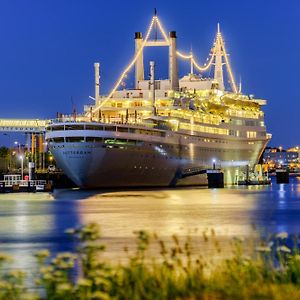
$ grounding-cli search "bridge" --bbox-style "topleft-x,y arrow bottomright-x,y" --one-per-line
0,119 -> 49,133
0,119 -> 51,171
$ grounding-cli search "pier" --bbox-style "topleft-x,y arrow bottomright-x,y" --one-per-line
0,175 -> 53,193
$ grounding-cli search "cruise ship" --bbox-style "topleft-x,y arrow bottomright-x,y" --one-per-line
45,14 -> 271,188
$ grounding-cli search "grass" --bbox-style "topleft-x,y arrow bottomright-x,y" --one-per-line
0,223 -> 300,299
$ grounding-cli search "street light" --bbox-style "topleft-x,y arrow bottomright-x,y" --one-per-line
212,158 -> 216,170
14,141 -> 21,154
19,155 -> 24,180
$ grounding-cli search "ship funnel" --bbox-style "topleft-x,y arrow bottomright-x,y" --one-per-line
135,32 -> 144,89
94,62 -> 100,102
169,31 -> 179,91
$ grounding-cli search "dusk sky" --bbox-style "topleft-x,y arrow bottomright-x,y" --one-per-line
0,0 -> 299,147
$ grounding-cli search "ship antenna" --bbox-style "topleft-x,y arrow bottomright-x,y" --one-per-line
150,61 -> 156,115
154,8 -> 158,41
190,44 -> 194,74
239,76 -> 242,93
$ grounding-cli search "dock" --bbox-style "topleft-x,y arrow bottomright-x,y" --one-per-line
0,175 -> 53,193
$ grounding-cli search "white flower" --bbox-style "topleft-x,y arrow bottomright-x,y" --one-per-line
276,232 -> 288,239
256,246 -> 271,253
276,245 -> 291,253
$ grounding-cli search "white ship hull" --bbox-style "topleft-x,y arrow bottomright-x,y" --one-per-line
46,123 -> 269,188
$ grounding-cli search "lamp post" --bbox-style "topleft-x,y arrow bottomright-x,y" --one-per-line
14,141 -> 21,153
212,159 -> 216,170
19,155 -> 24,180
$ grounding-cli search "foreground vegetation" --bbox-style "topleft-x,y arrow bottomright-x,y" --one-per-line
1,224 -> 300,299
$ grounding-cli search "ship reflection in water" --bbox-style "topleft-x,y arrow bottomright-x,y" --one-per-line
0,176 -> 299,272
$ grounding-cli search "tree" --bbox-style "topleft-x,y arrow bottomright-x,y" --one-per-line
0,147 -> 9,158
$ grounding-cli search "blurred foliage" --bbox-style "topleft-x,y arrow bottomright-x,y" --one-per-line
0,147 -> 9,158
0,224 -> 300,299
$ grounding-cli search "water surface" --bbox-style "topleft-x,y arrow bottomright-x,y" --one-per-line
0,176 -> 299,271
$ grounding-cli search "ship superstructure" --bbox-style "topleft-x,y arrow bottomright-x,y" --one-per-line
45,13 -> 271,188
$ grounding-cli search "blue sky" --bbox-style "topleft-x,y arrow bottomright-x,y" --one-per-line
0,0 -> 298,147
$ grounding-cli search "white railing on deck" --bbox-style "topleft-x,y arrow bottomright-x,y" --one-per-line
0,180 -> 47,187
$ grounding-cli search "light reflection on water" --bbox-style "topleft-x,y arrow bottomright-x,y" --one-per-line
0,176 -> 299,271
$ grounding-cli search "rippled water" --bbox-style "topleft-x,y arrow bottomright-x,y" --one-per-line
0,176 -> 299,272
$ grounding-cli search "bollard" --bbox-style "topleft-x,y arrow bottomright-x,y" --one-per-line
27,181 -> 35,192
207,169 -> 224,188
44,183 -> 53,192
276,169 -> 289,184
1,182 -> 5,193
12,184 -> 20,192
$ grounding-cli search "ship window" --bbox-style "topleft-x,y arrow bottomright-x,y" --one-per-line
114,139 -> 129,144
104,126 -> 116,131
86,137 -> 102,142
257,131 -> 266,137
86,125 -> 104,131
126,139 -> 137,145
133,101 -> 143,107
66,137 -> 85,142
104,138 -> 117,144
117,127 -> 128,133
65,125 -> 84,130
52,137 -> 64,143
247,131 -> 257,138
51,125 -> 64,131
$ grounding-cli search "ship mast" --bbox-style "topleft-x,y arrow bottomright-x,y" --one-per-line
213,24 -> 225,90
213,23 -> 238,93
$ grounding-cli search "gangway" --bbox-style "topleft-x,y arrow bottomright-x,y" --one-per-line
180,167 -> 207,178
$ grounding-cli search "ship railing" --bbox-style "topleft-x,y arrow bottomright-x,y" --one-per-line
48,117 -> 150,126
0,179 -> 47,187
227,109 -> 263,119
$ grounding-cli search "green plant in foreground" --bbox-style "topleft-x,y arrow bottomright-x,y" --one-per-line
1,224 -> 300,299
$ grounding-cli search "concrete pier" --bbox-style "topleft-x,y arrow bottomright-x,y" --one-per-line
207,169 -> 224,188
276,169 -> 289,184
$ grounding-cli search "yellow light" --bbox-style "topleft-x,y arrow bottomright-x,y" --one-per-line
218,32 -> 238,93
93,15 -> 157,113
176,51 -> 193,60
91,15 -> 239,116
192,54 -> 215,72
176,50 -> 215,72
155,16 -> 170,43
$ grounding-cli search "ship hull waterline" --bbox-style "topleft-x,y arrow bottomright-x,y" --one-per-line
49,138 -> 269,189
